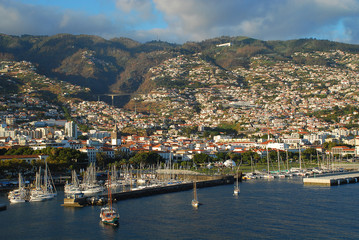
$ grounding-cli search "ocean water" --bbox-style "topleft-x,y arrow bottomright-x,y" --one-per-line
1,178 -> 359,239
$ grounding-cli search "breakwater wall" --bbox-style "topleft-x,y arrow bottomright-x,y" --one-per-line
104,175 -> 234,201
303,171 -> 359,186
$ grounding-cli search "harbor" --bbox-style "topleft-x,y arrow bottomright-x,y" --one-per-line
62,175 -> 234,207
105,175 -> 233,201
303,171 -> 359,186
2,177 -> 359,239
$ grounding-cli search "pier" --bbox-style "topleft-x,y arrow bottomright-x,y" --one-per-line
108,175 -> 234,201
62,175 -> 234,207
303,171 -> 359,186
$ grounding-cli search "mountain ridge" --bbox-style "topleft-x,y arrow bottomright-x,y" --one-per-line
1,33 -> 359,98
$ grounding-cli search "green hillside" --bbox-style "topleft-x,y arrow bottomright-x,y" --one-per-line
1,33 -> 359,99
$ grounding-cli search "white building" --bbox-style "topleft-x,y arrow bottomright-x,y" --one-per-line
65,121 -> 78,139
267,142 -> 289,151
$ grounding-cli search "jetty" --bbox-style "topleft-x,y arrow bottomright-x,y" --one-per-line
62,175 -> 234,207
303,171 -> 359,186
109,175 -> 234,201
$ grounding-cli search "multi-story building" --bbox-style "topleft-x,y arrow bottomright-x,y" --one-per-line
65,121 -> 77,139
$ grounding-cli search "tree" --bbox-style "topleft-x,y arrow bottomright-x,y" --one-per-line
45,147 -> 87,172
228,152 -> 241,162
5,146 -> 36,156
0,159 -> 31,177
114,151 -> 133,161
303,148 -> 318,162
129,151 -> 164,168
193,153 -> 212,164
216,152 -> 229,161
240,151 -> 259,164
180,161 -> 188,169
96,152 -> 109,169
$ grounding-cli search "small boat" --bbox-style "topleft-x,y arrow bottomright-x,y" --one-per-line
191,180 -> 199,208
100,206 -> 120,225
100,172 -> 119,226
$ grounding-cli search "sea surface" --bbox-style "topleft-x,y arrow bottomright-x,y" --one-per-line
1,177 -> 359,240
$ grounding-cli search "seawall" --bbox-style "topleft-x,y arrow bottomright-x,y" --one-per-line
104,175 -> 234,201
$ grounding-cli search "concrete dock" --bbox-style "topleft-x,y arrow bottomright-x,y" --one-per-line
61,175 -> 234,207
108,175 -> 234,201
303,171 -> 359,186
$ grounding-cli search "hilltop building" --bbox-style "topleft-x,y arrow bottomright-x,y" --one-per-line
216,42 -> 232,47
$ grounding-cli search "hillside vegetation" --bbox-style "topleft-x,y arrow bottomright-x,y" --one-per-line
1,33 -> 359,99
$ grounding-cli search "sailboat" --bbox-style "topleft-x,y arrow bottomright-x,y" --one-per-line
8,173 -> 27,203
81,164 -> 104,195
100,172 -> 119,226
106,165 -> 121,188
29,161 -> 57,202
191,180 -> 199,208
234,170 -> 240,196
65,170 -> 82,194
29,169 -> 46,202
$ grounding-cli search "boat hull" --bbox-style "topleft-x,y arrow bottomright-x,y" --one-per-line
101,217 -> 119,226
191,199 -> 199,208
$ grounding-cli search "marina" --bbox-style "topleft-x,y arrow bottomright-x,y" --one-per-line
61,175 -> 234,207
1,177 -> 359,239
303,171 -> 359,186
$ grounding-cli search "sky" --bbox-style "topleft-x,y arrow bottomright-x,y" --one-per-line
1,0 -> 359,44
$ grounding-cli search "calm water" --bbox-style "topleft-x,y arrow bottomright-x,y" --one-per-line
1,178 -> 359,239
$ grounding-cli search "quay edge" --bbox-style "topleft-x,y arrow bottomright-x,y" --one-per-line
62,175 -> 235,207
107,175 -> 234,201
303,172 -> 359,186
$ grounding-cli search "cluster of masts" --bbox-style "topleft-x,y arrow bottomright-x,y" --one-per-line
8,160 -> 57,203
65,163 -> 197,197
65,164 -> 104,195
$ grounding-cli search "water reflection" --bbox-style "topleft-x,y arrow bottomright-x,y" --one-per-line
2,178 -> 359,239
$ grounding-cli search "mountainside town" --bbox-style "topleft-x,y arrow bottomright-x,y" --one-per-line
4,1 -> 359,238
2,48 -> 359,168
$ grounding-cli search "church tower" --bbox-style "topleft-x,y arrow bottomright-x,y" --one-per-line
111,124 -> 121,146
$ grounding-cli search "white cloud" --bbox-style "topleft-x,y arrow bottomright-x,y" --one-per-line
115,0 -> 157,22
1,0 -> 359,44
151,0 -> 359,43
0,0 -> 115,36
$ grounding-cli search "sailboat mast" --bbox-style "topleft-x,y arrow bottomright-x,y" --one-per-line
45,160 -> 48,192
266,146 -> 270,175
267,127 -> 270,175
286,150 -> 289,171
250,156 -> 254,173
299,145 -> 302,170
193,181 -> 197,201
277,150 -> 280,172
236,171 -> 239,188
18,173 -> 22,189
108,171 -> 112,211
